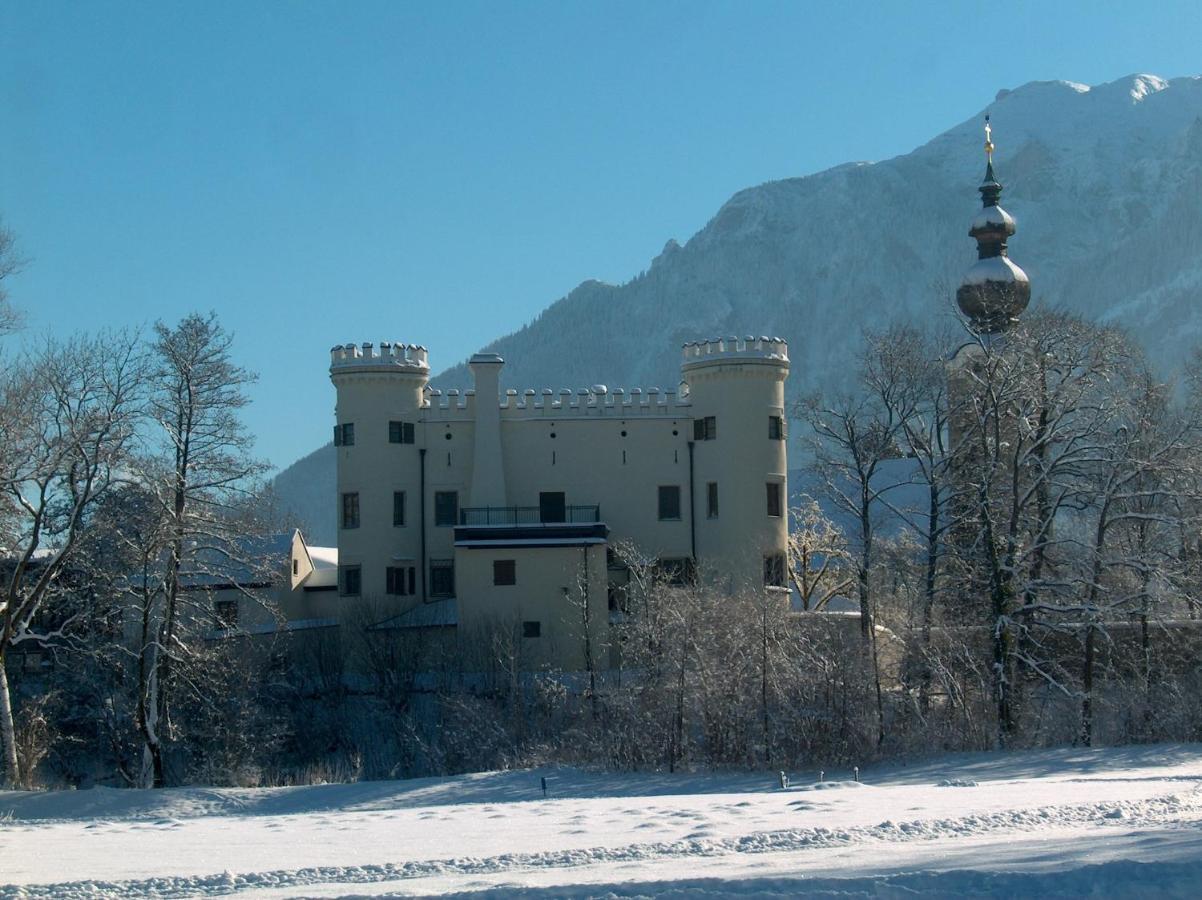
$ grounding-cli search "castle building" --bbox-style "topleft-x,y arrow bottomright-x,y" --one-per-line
303,336 -> 790,667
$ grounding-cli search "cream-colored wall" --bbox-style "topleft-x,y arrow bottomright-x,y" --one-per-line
455,543 -> 609,670
499,415 -> 693,561
329,337 -> 790,670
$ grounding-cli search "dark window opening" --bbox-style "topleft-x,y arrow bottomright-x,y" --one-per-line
493,559 -> 516,586
693,416 -> 716,441
393,491 -> 406,527
292,558 -> 299,576
339,565 -> 361,596
523,620 -> 541,638
387,566 -> 416,596
341,492 -> 360,529
764,553 -> 787,588
658,485 -> 681,521
769,415 -> 787,440
430,559 -> 455,597
389,420 -> 416,444
435,491 -> 458,527
333,422 -> 355,446
539,491 -> 566,523
706,482 -> 719,519
766,482 -> 783,518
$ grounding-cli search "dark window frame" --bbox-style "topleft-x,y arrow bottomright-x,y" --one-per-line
339,564 -> 362,596
764,553 -> 787,588
386,565 -> 416,596
493,559 -> 517,586
341,492 -> 360,529
692,415 -> 717,441
658,485 -> 682,521
706,481 -> 719,519
393,490 -> 406,527
334,422 -> 355,446
769,415 -> 787,440
434,491 -> 458,527
523,620 -> 541,638
389,420 -> 416,444
766,482 -> 783,518
430,559 -> 455,597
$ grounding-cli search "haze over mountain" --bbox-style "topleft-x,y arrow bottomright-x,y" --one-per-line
276,74 -> 1202,543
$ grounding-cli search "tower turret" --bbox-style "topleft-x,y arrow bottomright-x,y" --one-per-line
956,117 -> 1030,333
682,336 -> 790,593
329,342 -> 429,603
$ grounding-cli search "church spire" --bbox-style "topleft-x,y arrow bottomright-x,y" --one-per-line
955,116 -> 1030,334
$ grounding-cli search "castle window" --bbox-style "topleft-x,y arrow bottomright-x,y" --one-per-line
493,559 -> 516,586
658,485 -> 681,521
693,416 -> 717,441
539,491 -> 566,524
386,566 -> 415,596
766,482 -> 782,518
430,559 -> 455,597
334,422 -> 355,446
393,491 -> 406,527
341,492 -> 360,529
523,620 -> 541,638
214,599 -> 238,628
435,491 -> 458,527
389,421 -> 416,444
292,558 -> 298,576
339,565 -> 361,596
763,553 -> 787,588
706,482 -> 719,519
769,415 -> 786,440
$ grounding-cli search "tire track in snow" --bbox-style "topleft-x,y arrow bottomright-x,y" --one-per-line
4,791 -> 1199,899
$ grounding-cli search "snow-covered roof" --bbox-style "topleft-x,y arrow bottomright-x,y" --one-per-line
305,544 -> 338,588
962,255 -> 1029,286
971,205 -> 1015,231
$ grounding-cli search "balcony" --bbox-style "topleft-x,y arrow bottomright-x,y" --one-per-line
458,505 -> 601,526
454,505 -> 607,549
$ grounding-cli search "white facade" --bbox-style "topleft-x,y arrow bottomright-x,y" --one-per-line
321,336 -> 790,666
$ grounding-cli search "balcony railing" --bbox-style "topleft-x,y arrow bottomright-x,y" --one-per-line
459,505 -> 601,526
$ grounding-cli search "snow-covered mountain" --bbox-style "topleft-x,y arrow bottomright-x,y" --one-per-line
276,74 -> 1202,543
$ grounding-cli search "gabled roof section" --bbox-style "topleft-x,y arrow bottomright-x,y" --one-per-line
290,529 -> 338,590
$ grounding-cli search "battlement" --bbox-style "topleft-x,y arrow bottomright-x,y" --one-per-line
420,384 -> 691,420
681,335 -> 789,365
329,342 -> 429,372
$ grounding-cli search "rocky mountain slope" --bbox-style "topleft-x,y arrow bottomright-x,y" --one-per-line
276,74 -> 1202,543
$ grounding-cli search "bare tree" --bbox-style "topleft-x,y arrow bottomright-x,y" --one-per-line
787,497 -> 853,611
133,312 -> 269,787
0,332 -> 143,787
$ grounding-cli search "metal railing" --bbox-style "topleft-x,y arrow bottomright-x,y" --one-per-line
458,505 -> 601,526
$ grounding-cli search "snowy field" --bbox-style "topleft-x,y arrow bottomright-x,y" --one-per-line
3,745 -> 1202,898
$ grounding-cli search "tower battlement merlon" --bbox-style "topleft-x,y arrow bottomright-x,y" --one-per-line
329,341 -> 430,372
680,335 -> 789,366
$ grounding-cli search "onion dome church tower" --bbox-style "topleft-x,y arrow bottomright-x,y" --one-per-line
955,117 -> 1030,334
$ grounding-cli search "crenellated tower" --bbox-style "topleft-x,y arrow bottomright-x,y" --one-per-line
329,342 -> 429,603
682,336 -> 790,592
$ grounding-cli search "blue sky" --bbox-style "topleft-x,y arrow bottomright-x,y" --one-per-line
2,1 -> 1200,472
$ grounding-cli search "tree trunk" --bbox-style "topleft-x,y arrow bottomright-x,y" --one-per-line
1081,623 -> 1095,747
0,655 -> 21,788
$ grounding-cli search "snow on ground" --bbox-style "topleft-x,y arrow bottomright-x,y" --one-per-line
2,744 -> 1202,898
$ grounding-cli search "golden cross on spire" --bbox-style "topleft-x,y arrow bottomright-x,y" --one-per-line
984,114 -> 994,161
